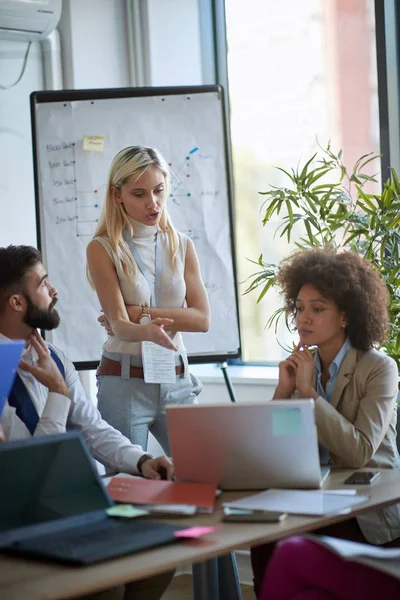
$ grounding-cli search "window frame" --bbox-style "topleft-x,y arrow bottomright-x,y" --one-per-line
199,0 -> 400,366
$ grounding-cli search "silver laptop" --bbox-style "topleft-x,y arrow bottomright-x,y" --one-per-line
166,400 -> 330,490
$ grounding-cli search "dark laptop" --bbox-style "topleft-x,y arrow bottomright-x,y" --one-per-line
0,432 -> 182,564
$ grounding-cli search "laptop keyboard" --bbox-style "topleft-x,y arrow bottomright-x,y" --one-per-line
8,518 -> 179,564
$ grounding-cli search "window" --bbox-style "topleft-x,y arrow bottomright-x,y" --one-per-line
224,0 -> 380,362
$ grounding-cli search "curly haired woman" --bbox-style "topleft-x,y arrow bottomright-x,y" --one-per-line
251,247 -> 400,597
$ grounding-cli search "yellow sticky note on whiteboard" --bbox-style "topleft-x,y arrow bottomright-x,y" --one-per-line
82,136 -> 104,152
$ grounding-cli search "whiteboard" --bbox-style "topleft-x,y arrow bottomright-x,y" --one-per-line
30,86 -> 241,368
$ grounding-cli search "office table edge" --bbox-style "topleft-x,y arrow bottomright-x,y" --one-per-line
1,468 -> 400,599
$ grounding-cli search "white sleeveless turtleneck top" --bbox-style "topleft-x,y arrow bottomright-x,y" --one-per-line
94,218 -> 187,356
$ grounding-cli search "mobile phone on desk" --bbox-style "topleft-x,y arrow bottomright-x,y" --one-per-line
223,507 -> 288,522
344,471 -> 380,485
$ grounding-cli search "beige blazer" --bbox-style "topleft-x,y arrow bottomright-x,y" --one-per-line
314,347 -> 400,544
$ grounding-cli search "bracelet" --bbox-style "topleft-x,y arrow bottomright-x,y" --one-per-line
137,454 -> 152,475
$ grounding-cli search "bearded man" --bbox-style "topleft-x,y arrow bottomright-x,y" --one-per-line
0,244 -> 174,600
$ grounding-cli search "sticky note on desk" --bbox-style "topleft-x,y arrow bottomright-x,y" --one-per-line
106,505 -> 149,518
272,407 -> 302,436
82,135 -> 104,152
175,526 -> 219,539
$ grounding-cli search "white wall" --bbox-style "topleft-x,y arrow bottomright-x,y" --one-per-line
0,0 -> 203,249
0,40 -> 44,246
0,0 -> 131,252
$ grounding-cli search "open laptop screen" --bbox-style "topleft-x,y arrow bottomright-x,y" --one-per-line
0,432 -> 112,533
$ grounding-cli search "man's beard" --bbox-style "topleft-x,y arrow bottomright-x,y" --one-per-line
23,295 -> 60,330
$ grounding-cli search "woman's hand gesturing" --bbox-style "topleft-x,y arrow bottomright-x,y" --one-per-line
142,318 -> 178,351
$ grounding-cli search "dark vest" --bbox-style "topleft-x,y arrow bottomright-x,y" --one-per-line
8,348 -> 66,435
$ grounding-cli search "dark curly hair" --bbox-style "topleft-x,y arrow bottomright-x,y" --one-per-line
276,247 -> 390,351
0,245 -> 42,313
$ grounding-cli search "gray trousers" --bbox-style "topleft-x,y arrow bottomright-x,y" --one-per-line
97,352 -> 202,454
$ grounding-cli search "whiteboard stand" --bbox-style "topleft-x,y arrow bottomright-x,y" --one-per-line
30,85 -> 242,368
219,362 -> 237,403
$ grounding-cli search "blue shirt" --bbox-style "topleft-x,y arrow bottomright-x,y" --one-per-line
315,338 -> 352,464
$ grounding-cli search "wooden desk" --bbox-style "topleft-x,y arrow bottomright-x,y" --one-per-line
1,469 -> 400,600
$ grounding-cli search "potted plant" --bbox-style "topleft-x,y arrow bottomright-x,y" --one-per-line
245,143 -> 400,372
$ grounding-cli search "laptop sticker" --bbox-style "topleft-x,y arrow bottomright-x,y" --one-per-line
272,407 -> 303,436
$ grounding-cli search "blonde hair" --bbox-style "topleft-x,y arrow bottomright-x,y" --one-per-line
90,146 -> 179,280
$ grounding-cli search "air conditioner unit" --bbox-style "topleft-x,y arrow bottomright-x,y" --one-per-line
0,0 -> 62,42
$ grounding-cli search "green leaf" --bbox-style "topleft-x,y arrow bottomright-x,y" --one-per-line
349,174 -> 361,184
304,219 -> 315,244
275,166 -> 294,181
353,152 -> 376,172
301,193 -> 318,213
257,279 -> 275,303
285,199 -> 294,227
305,167 -> 331,187
299,153 -> 317,180
279,222 -> 292,242
261,198 -> 280,224
267,307 -> 286,333
357,173 -> 378,183
387,213 -> 400,230
343,230 -> 367,245
356,187 -> 376,210
391,169 -> 400,195
356,201 -> 375,215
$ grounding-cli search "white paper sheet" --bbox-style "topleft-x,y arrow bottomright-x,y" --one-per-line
142,342 -> 176,383
302,534 -> 400,582
313,535 -> 400,560
223,489 -> 369,516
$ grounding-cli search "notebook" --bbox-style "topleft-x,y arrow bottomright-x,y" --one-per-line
0,340 -> 25,416
223,489 -> 369,516
0,432 -> 183,564
107,474 -> 217,513
303,534 -> 400,581
167,400 -> 330,490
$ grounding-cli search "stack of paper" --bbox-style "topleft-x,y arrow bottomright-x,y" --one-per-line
223,489 -> 369,516
107,475 -> 217,514
304,535 -> 400,581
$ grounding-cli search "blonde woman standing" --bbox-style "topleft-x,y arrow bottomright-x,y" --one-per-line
87,146 -> 210,456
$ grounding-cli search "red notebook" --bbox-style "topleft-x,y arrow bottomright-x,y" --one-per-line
107,476 -> 217,512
